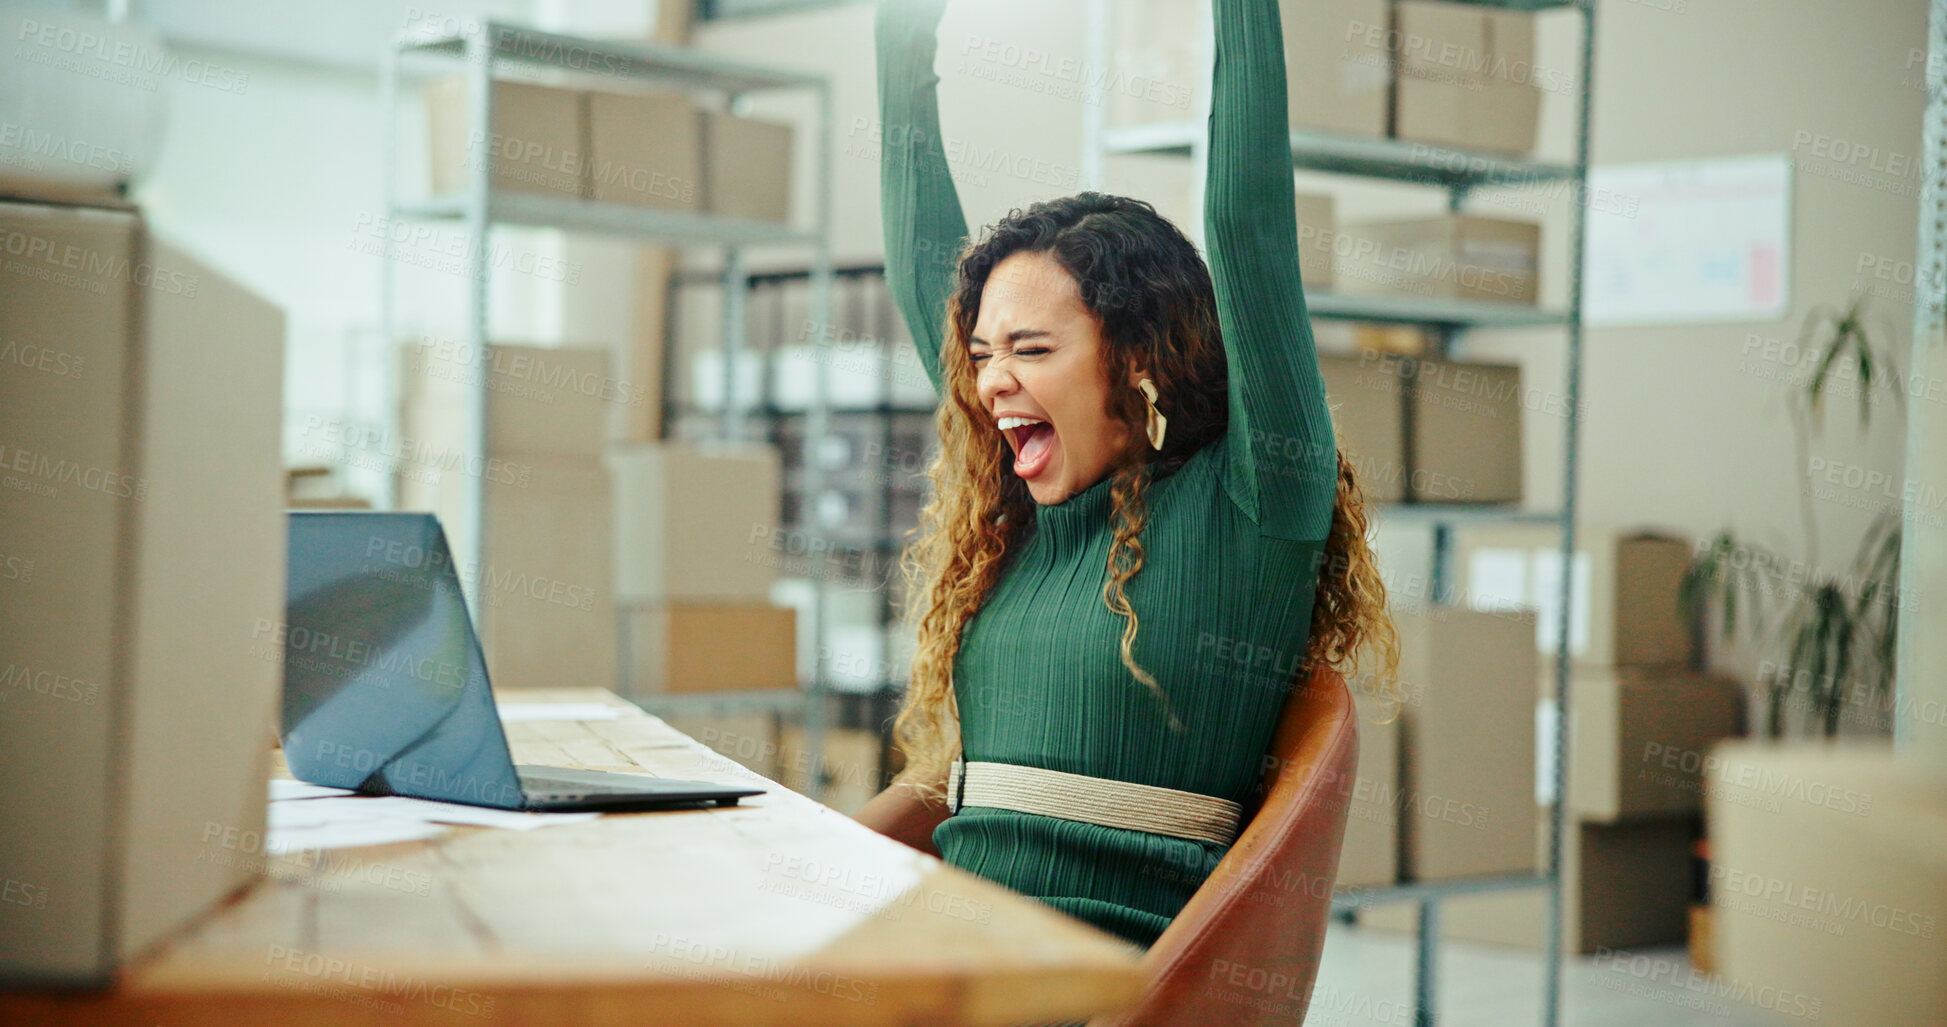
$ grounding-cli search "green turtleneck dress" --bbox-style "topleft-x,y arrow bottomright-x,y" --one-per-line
875,0 -> 1338,951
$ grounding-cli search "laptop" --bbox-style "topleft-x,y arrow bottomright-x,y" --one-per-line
278,510 -> 765,813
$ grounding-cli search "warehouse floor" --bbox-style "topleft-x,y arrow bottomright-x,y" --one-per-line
1319,926 -> 1781,1026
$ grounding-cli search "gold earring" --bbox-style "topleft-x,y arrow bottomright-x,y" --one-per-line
1137,377 -> 1167,451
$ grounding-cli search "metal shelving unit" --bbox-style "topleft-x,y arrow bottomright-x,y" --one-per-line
662,263 -> 933,795
377,21 -> 838,796
1082,1 -> 1596,1025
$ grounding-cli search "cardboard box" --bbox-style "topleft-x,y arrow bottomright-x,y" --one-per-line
700,110 -> 792,222
1393,604 -> 1539,881
1335,215 -> 1540,304
608,442 -> 781,602
477,457 -> 617,691
400,342 -> 623,460
1358,813 -> 1702,953
0,201 -> 284,983
587,89 -> 702,210
1321,353 -> 1407,503
619,247 -> 675,442
1392,1 -> 1541,154
1282,0 -> 1392,138
1454,525 -> 1697,669
1408,353 -> 1523,503
1106,0 -> 1389,138
1562,666 -> 1745,823
1337,695 -> 1402,888
425,75 -> 584,199
1319,351 -> 1523,503
1294,190 -> 1336,290
1353,323 -> 1429,356
1709,742 -> 1947,1025
625,601 -> 797,694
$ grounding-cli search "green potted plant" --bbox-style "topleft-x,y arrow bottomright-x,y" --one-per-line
1681,294 -> 1906,738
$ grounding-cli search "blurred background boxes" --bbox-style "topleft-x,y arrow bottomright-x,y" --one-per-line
1321,353 -> 1407,503
1336,694 -> 1402,889
1562,666 -> 1745,823
1108,0 -> 1391,138
587,90 -> 703,210
1294,190 -> 1336,290
423,77 -> 792,224
395,343 -> 619,691
1360,813 -> 1704,954
1392,604 -> 1540,881
700,110 -> 793,222
1319,352 -> 1524,504
608,441 -> 781,602
1335,214 -> 1541,305
1392,0 -> 1542,154
1282,0 -> 1392,138
0,200 -> 284,982
625,602 -> 797,694
1708,742 -> 1947,1025
1453,525 -> 1696,669
399,341 -> 619,458
476,456 -> 616,691
425,76 -> 585,199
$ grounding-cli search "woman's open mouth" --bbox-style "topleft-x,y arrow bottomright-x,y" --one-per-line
998,415 -> 1057,480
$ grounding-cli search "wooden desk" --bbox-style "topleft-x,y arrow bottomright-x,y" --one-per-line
3,689 -> 1145,1026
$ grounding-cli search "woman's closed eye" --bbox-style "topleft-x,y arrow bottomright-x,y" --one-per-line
969,346 -> 1049,364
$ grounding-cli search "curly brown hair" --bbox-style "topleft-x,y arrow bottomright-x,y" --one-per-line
892,192 -> 1401,805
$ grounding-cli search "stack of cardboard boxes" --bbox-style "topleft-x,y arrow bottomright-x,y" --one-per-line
609,442 -> 797,697
396,341 -> 622,693
1112,0 -> 1548,311
425,76 -> 792,223
1338,604 -> 1542,892
1358,526 -> 1748,953
1316,348 -> 1524,504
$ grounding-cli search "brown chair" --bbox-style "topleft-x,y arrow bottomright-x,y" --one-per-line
1087,662 -> 1359,1027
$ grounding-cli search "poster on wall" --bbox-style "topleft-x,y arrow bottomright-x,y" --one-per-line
1582,154 -> 1792,325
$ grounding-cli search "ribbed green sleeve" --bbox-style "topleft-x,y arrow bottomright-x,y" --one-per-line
1206,0 -> 1338,541
874,0 -> 968,393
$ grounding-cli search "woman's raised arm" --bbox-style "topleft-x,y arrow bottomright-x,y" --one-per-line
875,0 -> 970,394
1204,0 -> 1339,541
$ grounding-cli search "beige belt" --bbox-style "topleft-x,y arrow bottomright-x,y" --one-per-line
946,757 -> 1243,846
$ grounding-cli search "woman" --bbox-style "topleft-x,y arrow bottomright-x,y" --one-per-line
856,0 -> 1402,954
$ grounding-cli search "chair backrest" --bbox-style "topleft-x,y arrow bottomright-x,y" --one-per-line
1088,662 -> 1359,1026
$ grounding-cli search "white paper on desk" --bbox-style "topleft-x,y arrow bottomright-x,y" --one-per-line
268,819 -> 449,853
498,702 -> 626,722
269,779 -> 354,801
354,796 -> 601,831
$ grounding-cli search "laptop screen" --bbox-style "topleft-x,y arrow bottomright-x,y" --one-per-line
279,512 -> 525,809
